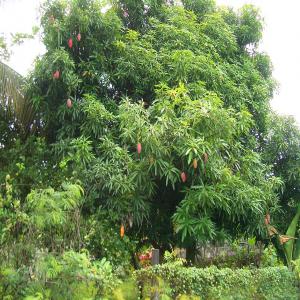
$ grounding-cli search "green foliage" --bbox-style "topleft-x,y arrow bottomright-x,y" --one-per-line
182,0 -> 216,20
0,250 -> 119,300
263,114 -> 300,227
0,61 -> 34,137
27,183 -> 83,228
196,241 -> 264,269
261,244 -> 282,267
1,0 -> 284,263
0,137 -> 63,202
236,5 -> 263,48
76,84 -> 280,248
293,258 -> 300,282
0,182 -> 84,270
84,210 -> 136,274
261,113 -> 300,267
1,2 -> 298,299
136,263 -> 299,299
104,279 -> 140,300
281,203 -> 300,265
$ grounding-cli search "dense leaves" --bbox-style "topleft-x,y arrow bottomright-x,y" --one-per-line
136,261 -> 299,299
0,0 -> 285,251
20,0 -> 282,249
1,1 -> 300,298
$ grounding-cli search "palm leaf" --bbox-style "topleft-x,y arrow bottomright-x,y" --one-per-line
0,61 -> 34,136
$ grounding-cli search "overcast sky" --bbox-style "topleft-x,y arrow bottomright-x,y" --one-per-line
1,0 -> 299,124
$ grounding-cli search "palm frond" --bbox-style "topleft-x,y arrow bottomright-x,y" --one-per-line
0,61 -> 34,136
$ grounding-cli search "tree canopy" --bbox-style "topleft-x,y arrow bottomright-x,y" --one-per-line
1,0 -> 300,272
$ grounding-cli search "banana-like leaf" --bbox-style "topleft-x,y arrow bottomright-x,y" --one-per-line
283,202 -> 300,266
294,233 -> 300,260
0,61 -> 34,136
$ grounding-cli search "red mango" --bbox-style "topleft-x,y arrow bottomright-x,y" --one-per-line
66,98 -> 72,108
181,172 -> 187,183
68,38 -> 73,48
137,143 -> 142,154
53,70 -> 60,79
77,33 -> 81,41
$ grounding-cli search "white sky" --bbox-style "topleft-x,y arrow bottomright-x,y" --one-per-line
0,0 -> 299,124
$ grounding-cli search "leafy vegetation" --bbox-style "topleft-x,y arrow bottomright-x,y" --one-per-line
0,0 -> 300,298
136,261 -> 299,299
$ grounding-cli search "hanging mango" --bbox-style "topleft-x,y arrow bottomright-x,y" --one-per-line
180,171 -> 187,183
77,33 -> 81,41
68,38 -> 73,48
66,98 -> 72,108
193,158 -> 198,169
120,224 -> 125,238
53,70 -> 60,79
137,142 -> 142,155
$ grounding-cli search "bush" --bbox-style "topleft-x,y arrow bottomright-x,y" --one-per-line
136,262 -> 299,299
84,212 -> 136,276
260,244 -> 283,267
0,250 -> 120,300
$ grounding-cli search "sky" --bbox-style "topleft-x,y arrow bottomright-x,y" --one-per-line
0,0 -> 299,124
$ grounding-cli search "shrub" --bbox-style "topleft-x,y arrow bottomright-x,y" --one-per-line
0,250 -> 120,300
260,244 -> 283,267
136,262 -> 299,299
84,212 -> 136,276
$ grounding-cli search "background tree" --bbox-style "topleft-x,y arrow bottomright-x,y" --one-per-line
261,113 -> 300,264
263,114 -> 300,225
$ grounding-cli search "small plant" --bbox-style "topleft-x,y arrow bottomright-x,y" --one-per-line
261,244 -> 282,267
265,204 -> 300,266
